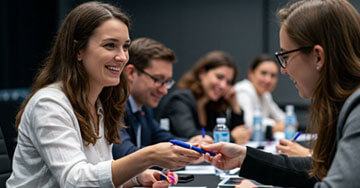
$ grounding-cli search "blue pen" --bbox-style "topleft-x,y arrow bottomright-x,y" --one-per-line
170,140 -> 216,156
291,132 -> 302,141
201,127 -> 205,138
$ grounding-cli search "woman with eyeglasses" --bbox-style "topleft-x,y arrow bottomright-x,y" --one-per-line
203,0 -> 360,187
234,54 -> 285,142
157,51 -> 246,144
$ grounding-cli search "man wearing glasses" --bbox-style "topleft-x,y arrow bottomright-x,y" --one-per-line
113,38 -> 212,159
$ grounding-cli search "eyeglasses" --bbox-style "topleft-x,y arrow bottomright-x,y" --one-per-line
133,65 -> 175,89
274,46 -> 313,68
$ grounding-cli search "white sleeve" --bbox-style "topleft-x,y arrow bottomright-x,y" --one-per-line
29,96 -> 114,188
236,91 -> 255,128
266,94 -> 285,121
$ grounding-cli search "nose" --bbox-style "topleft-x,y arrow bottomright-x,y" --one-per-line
158,84 -> 168,95
280,67 -> 287,75
219,80 -> 228,89
264,74 -> 272,83
115,50 -> 128,62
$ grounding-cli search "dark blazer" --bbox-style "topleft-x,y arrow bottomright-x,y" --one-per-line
157,89 -> 244,140
112,101 -> 174,159
239,88 -> 360,188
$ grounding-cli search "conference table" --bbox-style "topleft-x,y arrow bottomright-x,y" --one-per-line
170,133 -> 314,188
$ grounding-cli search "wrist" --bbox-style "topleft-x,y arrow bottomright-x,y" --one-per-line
238,146 -> 247,167
131,176 -> 141,186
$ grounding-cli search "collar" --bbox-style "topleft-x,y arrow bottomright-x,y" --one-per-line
129,95 -> 142,113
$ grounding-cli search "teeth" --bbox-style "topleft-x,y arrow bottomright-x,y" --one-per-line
106,66 -> 120,71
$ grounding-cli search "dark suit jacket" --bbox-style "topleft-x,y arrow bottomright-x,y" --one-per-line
112,101 -> 174,159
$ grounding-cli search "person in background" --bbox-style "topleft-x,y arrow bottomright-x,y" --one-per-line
6,2 -> 201,187
235,54 -> 285,134
158,51 -> 248,144
112,38 -> 213,159
203,0 -> 360,187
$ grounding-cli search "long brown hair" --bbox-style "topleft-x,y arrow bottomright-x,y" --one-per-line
15,1 -> 131,145
277,0 -> 360,179
177,50 -> 238,112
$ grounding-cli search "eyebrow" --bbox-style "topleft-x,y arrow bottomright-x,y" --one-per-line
102,38 -> 131,44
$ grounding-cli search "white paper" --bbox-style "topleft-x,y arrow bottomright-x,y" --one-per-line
175,165 -> 215,174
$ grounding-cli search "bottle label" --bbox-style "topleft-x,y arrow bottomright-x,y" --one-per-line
213,131 -> 230,143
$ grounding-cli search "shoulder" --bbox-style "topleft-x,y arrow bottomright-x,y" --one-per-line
164,89 -> 195,103
338,88 -> 360,132
235,79 -> 255,94
29,83 -> 71,109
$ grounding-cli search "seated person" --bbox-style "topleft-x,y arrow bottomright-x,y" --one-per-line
235,54 -> 285,133
112,38 -> 212,159
158,51 -> 249,144
203,0 -> 360,187
6,2 -> 201,187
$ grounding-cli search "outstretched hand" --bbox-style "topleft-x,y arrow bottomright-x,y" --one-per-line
201,142 -> 247,170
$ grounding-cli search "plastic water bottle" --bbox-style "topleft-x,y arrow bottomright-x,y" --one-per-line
285,105 -> 297,140
213,117 -> 230,177
252,106 -> 264,142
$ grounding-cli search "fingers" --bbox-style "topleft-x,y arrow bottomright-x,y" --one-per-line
201,142 -> 223,152
279,138 -> 292,145
152,181 -> 171,188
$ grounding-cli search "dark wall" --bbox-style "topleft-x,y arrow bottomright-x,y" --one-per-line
2,0 -> 360,106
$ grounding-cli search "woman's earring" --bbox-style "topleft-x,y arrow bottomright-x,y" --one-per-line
316,66 -> 320,70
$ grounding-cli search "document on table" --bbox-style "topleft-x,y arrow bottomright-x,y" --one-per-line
175,165 -> 215,174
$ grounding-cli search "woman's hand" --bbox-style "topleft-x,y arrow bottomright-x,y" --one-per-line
224,87 -> 242,114
147,142 -> 202,170
235,179 -> 257,188
188,135 -> 214,145
134,169 -> 178,188
202,142 -> 246,170
276,139 -> 311,157
231,126 -> 253,145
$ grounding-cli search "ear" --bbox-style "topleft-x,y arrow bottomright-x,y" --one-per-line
198,69 -> 206,81
313,45 -> 325,70
248,69 -> 254,81
74,40 -> 83,62
125,64 -> 136,83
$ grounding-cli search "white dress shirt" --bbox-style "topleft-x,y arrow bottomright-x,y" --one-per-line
6,82 -> 115,188
235,79 -> 285,129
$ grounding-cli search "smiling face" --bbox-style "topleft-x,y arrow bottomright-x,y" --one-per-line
249,61 -> 279,96
199,66 -> 234,101
279,26 -> 319,98
128,59 -> 173,108
78,18 -> 130,92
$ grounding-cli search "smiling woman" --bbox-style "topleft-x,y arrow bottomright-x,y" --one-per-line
158,51 -> 248,144
234,54 -> 285,133
6,2 -> 201,188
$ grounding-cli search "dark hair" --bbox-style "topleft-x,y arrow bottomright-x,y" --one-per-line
249,53 -> 277,71
178,50 -> 238,112
278,0 -> 360,179
15,1 -> 131,145
128,37 -> 176,70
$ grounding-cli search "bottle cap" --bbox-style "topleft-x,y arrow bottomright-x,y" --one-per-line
286,105 -> 294,113
216,117 -> 226,124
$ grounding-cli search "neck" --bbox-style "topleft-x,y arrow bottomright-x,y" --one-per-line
88,84 -> 103,107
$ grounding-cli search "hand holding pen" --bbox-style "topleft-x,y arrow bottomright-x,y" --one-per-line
276,132 -> 311,157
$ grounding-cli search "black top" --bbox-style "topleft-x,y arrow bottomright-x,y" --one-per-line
157,89 -> 244,140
